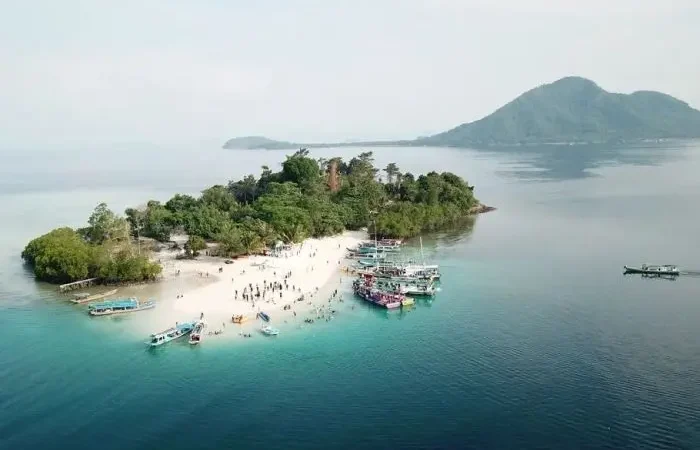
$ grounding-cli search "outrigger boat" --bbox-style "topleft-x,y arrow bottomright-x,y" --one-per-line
623,264 -> 680,276
88,297 -> 155,316
71,288 -> 118,304
149,321 -> 196,346
189,320 -> 207,345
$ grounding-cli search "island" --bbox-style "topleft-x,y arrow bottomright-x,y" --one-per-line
22,150 -> 482,285
223,76 -> 700,149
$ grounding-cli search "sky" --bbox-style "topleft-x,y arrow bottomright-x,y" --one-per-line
1,0 -> 699,149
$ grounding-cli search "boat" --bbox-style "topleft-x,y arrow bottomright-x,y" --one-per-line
188,320 -> 207,345
260,324 -> 279,336
401,298 -> 415,307
623,264 -> 679,275
149,321 -> 196,346
232,314 -> 249,324
257,311 -> 271,322
352,275 -> 405,309
88,297 -> 155,316
71,288 -> 119,304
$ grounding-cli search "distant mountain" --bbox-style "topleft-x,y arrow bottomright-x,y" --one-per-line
418,77 -> 700,146
222,136 -> 297,150
223,77 -> 700,149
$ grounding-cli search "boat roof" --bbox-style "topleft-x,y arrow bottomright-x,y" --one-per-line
89,298 -> 137,308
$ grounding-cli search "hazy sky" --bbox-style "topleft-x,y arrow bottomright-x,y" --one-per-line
1,0 -> 699,149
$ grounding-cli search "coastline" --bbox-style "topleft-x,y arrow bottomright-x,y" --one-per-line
107,230 -> 365,340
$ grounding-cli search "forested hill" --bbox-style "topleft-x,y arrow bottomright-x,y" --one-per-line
223,77 -> 700,149
418,77 -> 700,146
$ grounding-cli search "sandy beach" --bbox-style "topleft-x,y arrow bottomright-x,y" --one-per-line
118,230 -> 365,339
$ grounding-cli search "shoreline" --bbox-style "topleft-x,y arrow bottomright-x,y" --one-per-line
103,230 -> 365,340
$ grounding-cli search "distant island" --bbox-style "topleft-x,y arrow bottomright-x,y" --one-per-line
22,151 -> 483,284
224,76 -> 700,149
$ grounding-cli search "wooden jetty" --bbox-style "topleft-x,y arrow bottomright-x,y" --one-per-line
59,278 -> 98,293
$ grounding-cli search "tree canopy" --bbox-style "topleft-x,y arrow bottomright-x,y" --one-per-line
23,151 -> 479,284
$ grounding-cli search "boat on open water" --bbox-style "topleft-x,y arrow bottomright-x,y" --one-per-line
624,264 -> 679,276
88,297 -> 154,316
149,321 -> 196,346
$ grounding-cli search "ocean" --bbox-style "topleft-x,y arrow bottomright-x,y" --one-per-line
1,143 -> 700,449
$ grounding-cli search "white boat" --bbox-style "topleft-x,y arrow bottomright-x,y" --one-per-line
149,321 -> 196,346
188,320 -> 207,345
260,324 -> 279,336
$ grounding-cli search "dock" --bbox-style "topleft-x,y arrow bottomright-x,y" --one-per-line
59,278 -> 99,293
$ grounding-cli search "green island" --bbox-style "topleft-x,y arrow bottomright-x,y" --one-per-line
22,150 -> 482,284
224,77 -> 700,149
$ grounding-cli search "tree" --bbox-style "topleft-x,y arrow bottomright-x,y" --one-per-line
384,163 -> 400,184
184,235 -> 207,258
84,203 -> 127,244
228,174 -> 258,204
201,185 -> 238,212
21,227 -> 92,282
281,152 -> 320,187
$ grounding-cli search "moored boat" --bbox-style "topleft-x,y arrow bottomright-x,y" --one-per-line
624,264 -> 679,275
149,321 -> 196,346
257,311 -> 271,322
260,324 -> 279,336
189,320 -> 207,345
88,297 -> 155,316
71,288 -> 119,304
401,298 -> 415,307
352,275 -> 406,309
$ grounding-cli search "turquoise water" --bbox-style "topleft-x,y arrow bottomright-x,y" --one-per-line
2,144 -> 700,449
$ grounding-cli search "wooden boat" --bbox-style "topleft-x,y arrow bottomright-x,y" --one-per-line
88,297 -> 154,316
149,321 -> 196,346
189,320 -> 207,345
71,288 -> 118,304
623,264 -> 679,276
232,314 -> 249,324
352,275 -> 406,309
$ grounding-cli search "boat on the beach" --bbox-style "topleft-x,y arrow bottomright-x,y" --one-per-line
189,320 -> 207,345
260,324 -> 279,336
88,297 -> 155,316
149,321 -> 196,346
623,264 -> 679,275
352,275 -> 404,309
257,311 -> 271,322
232,314 -> 249,324
71,288 -> 118,304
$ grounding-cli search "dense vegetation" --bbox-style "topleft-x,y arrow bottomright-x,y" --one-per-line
224,77 -> 700,149
22,151 -> 479,283
418,77 -> 700,146
22,205 -> 162,284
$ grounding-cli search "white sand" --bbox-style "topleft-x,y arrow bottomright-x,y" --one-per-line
125,230 -> 365,339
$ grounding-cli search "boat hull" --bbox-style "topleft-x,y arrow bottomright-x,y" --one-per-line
89,301 -> 155,316
624,266 -> 680,276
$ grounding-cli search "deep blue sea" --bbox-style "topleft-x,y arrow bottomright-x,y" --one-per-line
1,143 -> 700,449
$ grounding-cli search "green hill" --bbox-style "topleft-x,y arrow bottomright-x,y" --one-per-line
418,77 -> 700,146
223,77 -> 700,149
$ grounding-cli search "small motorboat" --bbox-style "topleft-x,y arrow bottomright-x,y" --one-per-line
189,320 -> 207,345
257,311 -> 271,322
401,298 -> 415,307
260,325 -> 279,336
624,264 -> 679,276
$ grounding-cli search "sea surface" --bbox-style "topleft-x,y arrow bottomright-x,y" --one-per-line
1,142 -> 700,450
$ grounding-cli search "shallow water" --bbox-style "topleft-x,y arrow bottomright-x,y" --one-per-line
1,142 -> 700,449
